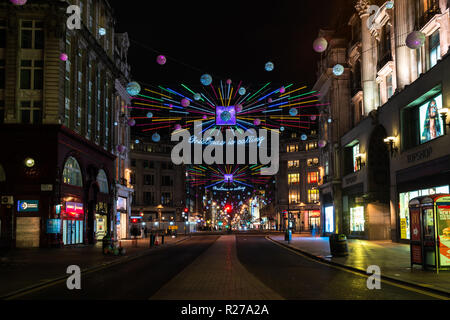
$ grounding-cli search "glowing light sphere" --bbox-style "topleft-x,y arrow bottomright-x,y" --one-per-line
99,28 -> 106,36
319,140 -> 328,148
126,82 -> 141,96
386,1 -> 394,9
254,118 -> 261,126
239,87 -> 246,95
127,119 -> 136,127
194,93 -> 201,101
313,37 -> 328,53
333,64 -> 345,76
181,98 -> 190,107
406,31 -> 425,49
265,62 -> 274,72
117,145 -> 126,153
152,133 -> 161,142
10,0 -> 27,5
235,104 -> 243,113
301,134 -> 308,141
60,53 -> 68,61
328,118 -> 333,123
289,108 -> 298,116
200,74 -> 213,86
280,126 -> 285,132
268,98 -> 273,103
202,115 -> 208,120
146,112 -> 153,118
174,124 -> 182,130
135,140 -> 140,144
156,55 -> 166,65
310,115 -> 317,121
279,87 -> 286,94
226,79 -> 232,85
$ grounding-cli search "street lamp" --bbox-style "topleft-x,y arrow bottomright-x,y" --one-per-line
157,204 -> 164,232
440,108 -> 449,135
384,136 -> 398,157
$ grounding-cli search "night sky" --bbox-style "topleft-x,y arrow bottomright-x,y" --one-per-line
111,0 -> 338,88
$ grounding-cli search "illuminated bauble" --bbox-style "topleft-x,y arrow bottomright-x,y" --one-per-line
152,133 -> 161,142
279,87 -> 286,94
310,115 -> 317,121
239,87 -> 246,95
135,140 -> 140,144
226,79 -> 232,85
301,134 -> 308,141
127,119 -> 136,127
280,126 -> 285,132
406,31 -> 425,49
99,28 -> 106,36
386,1 -> 394,9
254,118 -> 261,126
268,98 -> 273,103
220,111 -> 232,122
174,124 -> 182,130
117,145 -> 126,153
319,140 -> 328,148
202,115 -> 208,120
126,82 -> 141,96
333,64 -> 344,76
265,62 -> 274,72
313,37 -> 328,53
181,98 -> 190,107
200,74 -> 213,86
156,55 -> 166,65
146,112 -> 153,119
289,108 -> 298,116
60,53 -> 68,61
328,118 -> 333,123
194,93 -> 201,101
235,104 -> 243,113
10,0 -> 27,5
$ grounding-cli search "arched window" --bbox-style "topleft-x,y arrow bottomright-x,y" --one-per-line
97,169 -> 109,194
0,164 -> 5,182
63,157 -> 83,187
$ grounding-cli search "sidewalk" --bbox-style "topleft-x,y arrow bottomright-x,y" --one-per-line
269,234 -> 450,295
0,235 -> 188,298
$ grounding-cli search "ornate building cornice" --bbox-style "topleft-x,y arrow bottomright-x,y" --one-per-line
355,0 -> 370,17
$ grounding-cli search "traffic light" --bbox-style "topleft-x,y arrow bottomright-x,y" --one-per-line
184,208 -> 189,214
225,205 -> 232,213
132,218 -> 138,223
283,210 -> 288,219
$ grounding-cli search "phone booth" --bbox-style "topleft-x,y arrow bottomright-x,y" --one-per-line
409,194 -> 450,272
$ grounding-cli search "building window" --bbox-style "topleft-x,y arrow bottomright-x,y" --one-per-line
20,60 -> 43,90
288,173 -> 300,185
289,189 -> 300,204
161,176 -> 173,186
20,20 -> 44,49
131,159 -> 136,167
307,172 -> 318,184
353,144 -> 360,172
386,75 -> 393,99
144,175 -> 154,186
287,144 -> 299,153
306,142 -> 318,151
97,169 -> 108,194
288,160 -> 300,168
308,189 -> 319,203
63,157 -> 83,187
429,30 -> 440,68
161,192 -> 172,206
307,158 -> 319,167
417,48 -> 423,75
143,192 -> 155,206
20,101 -> 42,124
350,206 -> 365,232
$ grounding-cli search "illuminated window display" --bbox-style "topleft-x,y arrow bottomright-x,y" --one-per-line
399,185 -> 449,240
350,206 -> 365,232
420,94 -> 444,144
325,206 -> 334,233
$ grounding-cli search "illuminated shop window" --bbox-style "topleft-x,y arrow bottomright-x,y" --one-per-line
307,158 -> 319,167
353,144 -> 360,172
288,160 -> 300,168
97,169 -> 108,194
287,144 -> 299,153
288,173 -> 300,185
289,189 -> 300,204
308,189 -> 319,203
307,172 -> 318,184
63,157 -> 83,187
350,206 -> 365,232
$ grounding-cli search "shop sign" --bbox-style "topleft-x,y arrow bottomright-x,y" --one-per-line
17,200 -> 39,213
407,147 -> 432,164
65,202 -> 84,219
41,184 -> 53,192
47,219 -> 61,234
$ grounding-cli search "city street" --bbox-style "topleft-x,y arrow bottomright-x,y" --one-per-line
7,235 -> 446,300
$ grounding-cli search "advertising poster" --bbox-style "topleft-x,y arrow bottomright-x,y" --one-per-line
419,94 -> 444,144
436,196 -> 450,267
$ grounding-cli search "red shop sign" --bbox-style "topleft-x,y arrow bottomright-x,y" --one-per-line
63,202 -> 84,220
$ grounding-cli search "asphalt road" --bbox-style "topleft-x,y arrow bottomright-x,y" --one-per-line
9,235 -> 445,300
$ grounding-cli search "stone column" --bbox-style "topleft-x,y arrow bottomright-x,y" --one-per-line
356,0 -> 377,115
394,0 -> 413,89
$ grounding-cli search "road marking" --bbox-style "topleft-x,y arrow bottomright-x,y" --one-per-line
3,237 -> 192,300
265,236 -> 449,300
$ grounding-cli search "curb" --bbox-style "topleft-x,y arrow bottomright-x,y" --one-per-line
0,236 -> 190,300
266,236 -> 450,298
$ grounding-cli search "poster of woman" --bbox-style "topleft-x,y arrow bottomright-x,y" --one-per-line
420,95 -> 443,144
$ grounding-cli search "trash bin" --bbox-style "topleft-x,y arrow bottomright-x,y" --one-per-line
329,234 -> 348,257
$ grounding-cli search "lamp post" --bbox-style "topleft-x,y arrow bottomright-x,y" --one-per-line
383,136 -> 398,157
440,108 -> 449,136
156,204 -> 164,233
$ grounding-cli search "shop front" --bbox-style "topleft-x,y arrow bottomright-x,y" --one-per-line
95,201 -> 108,240
16,200 -> 41,248
116,196 -> 129,240
62,201 -> 84,246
